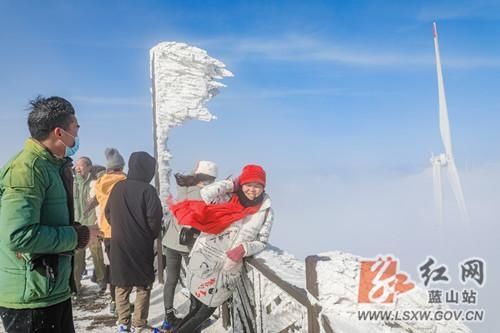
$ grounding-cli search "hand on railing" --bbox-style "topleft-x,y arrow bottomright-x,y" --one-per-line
226,244 -> 245,262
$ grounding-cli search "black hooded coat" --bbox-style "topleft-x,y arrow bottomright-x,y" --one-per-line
105,151 -> 163,286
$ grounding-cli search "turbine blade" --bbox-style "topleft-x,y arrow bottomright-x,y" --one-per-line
433,22 -> 454,157
432,161 -> 443,223
446,159 -> 469,222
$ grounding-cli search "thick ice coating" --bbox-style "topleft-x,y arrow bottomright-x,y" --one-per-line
150,42 -> 233,200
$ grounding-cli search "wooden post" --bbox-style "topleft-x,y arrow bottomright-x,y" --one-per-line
305,255 -> 332,333
221,303 -> 231,329
151,52 -> 164,284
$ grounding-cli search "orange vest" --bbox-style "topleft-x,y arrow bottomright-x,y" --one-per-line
94,172 -> 126,238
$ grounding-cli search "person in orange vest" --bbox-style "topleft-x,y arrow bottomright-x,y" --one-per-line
94,148 -> 126,314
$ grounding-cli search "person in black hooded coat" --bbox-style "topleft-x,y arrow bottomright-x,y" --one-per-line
105,151 -> 162,332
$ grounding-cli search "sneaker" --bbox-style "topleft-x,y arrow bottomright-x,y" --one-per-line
160,320 -> 173,330
118,324 -> 131,332
109,301 -> 116,315
152,325 -> 174,333
164,309 -> 181,328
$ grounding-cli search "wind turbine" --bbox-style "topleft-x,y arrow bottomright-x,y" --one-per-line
430,22 -> 468,223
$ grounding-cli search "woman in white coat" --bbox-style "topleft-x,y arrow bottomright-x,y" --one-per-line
168,164 -> 273,333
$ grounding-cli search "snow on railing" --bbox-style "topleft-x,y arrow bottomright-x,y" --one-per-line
224,249 -> 471,333
222,246 -> 331,333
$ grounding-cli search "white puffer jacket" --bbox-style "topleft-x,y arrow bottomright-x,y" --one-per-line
187,180 -> 274,307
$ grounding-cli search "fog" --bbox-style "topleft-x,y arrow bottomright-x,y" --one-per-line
268,163 -> 499,332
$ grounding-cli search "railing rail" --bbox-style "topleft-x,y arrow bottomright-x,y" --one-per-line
224,253 -> 335,333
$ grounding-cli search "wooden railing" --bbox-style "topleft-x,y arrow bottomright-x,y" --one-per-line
222,254 -> 336,333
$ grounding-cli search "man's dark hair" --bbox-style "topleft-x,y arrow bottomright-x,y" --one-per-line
27,96 -> 76,140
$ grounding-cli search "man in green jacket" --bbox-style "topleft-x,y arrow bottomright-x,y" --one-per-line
0,96 -> 101,333
73,156 -> 106,295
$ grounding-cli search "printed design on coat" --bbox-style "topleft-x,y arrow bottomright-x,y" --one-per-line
208,230 -> 236,244
195,278 -> 217,298
199,262 -> 211,279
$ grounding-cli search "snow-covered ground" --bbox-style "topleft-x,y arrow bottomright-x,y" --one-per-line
70,271 -> 226,332
0,256 -> 226,333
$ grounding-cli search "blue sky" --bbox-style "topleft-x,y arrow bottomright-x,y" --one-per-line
1,0 -> 500,173
1,2 -> 499,330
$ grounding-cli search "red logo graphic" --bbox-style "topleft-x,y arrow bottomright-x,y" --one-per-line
195,278 -> 216,298
358,256 -> 415,304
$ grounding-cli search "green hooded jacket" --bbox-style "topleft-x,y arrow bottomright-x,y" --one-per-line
74,173 -> 97,226
0,139 -> 78,309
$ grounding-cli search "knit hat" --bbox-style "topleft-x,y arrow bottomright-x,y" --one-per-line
193,160 -> 218,178
104,148 -> 125,170
238,164 -> 266,187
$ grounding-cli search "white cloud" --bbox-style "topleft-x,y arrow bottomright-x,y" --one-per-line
194,35 -> 500,69
269,162 -> 500,258
417,1 -> 500,21
71,95 -> 150,107
268,163 -> 499,332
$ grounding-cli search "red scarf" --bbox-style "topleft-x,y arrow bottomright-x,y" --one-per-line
170,194 -> 261,234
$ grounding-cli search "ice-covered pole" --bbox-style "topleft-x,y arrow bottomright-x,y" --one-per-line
150,42 -> 233,202
150,42 -> 232,283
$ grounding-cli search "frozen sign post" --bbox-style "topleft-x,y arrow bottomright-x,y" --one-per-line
150,42 -> 233,200
150,42 -> 233,282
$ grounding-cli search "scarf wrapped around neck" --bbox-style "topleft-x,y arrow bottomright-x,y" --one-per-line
169,193 -> 262,234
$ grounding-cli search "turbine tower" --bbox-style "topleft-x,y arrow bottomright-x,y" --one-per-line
430,22 -> 468,223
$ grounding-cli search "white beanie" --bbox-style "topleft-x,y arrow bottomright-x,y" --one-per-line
193,160 -> 218,178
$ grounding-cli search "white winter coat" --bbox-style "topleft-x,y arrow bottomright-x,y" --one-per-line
187,180 -> 274,307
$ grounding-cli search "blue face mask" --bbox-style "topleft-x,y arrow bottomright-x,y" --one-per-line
61,130 -> 80,157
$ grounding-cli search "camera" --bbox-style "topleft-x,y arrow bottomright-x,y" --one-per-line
179,227 -> 200,247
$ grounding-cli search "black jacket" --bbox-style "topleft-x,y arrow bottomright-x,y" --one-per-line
105,151 -> 162,287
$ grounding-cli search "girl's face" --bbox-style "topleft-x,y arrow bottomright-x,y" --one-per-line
242,182 -> 264,200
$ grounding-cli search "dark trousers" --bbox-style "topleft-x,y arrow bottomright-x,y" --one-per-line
175,295 -> 215,333
104,238 -> 115,301
0,298 -> 75,333
163,247 -> 189,311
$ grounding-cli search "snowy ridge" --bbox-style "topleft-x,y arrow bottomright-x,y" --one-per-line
150,41 -> 233,200
255,244 -> 306,289
316,251 -> 471,333
238,248 -> 471,333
